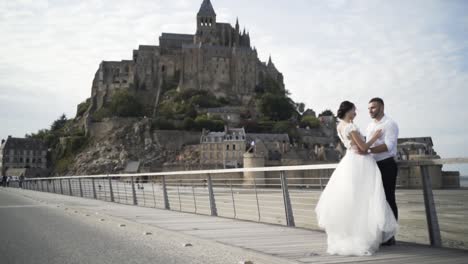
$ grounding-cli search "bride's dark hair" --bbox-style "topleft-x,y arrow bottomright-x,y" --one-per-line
337,101 -> 355,119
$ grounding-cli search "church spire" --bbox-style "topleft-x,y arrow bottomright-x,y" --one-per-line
197,0 -> 216,30
197,0 -> 216,17
235,17 -> 239,32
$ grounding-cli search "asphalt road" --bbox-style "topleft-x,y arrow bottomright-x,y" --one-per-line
0,188 -> 273,264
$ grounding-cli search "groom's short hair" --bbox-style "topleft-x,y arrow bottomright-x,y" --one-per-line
369,97 -> 384,105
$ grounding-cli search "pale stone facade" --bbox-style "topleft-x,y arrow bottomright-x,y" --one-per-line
0,136 -> 48,178
200,127 -> 246,168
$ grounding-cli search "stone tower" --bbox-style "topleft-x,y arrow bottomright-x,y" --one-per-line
195,0 -> 217,45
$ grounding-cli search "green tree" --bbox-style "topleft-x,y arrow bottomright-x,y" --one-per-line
109,91 -> 144,117
301,116 -> 321,128
258,93 -> 295,121
295,102 -> 305,114
152,118 -> 175,130
91,107 -> 112,122
190,94 -> 221,108
194,115 -> 225,131
319,109 -> 334,117
76,99 -> 91,117
182,117 -> 196,131
51,114 -> 67,131
273,121 -> 293,133
256,76 -> 284,95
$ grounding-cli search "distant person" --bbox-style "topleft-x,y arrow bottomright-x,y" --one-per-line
315,100 -> 398,256
19,175 -> 25,188
2,175 -> 6,187
6,176 -> 11,187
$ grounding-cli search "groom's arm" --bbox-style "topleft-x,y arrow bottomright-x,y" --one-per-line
369,144 -> 388,153
370,122 -> 399,154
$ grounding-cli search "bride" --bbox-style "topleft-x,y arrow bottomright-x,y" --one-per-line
315,101 -> 398,256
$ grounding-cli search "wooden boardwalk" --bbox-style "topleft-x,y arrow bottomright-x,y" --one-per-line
9,188 -> 468,263
110,210 -> 468,263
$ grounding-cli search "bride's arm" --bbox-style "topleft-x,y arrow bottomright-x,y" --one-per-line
349,130 -> 382,152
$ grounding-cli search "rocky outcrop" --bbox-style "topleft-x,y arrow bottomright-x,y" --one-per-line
66,118 -> 194,176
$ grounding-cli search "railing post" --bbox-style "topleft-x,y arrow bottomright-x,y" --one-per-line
131,177 -> 138,205
253,176 -> 261,221
68,179 -> 73,196
280,171 -> 296,227
230,176 -> 236,218
162,175 -> 170,210
46,180 -> 50,193
92,178 -> 97,199
207,174 -> 218,217
151,182 -> 157,208
40,180 -> 44,192
192,184 -> 197,213
52,180 -> 56,193
108,175 -> 115,202
78,178 -> 83,197
319,176 -> 323,191
420,165 -> 442,247
60,179 -> 64,195
177,182 -> 182,211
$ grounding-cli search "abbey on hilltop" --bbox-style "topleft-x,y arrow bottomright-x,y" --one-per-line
89,0 -> 284,116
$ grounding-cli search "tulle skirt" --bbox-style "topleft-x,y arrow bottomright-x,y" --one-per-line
315,152 -> 398,256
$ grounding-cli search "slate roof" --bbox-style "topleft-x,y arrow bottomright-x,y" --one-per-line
198,0 -> 216,17
246,133 -> 290,143
3,137 -> 46,150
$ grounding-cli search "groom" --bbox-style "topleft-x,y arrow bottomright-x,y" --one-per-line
366,97 -> 399,246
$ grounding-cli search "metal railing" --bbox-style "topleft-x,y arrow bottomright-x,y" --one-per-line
12,157 -> 468,249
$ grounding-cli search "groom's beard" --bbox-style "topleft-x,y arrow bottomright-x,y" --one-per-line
371,110 -> 383,119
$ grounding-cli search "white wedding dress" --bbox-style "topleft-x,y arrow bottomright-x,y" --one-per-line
315,122 -> 398,256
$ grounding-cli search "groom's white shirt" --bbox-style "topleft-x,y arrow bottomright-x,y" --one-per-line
366,115 -> 399,162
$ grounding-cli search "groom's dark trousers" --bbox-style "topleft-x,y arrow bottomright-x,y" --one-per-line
377,157 -> 398,220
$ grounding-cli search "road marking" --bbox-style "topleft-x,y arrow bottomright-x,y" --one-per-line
0,205 -> 48,209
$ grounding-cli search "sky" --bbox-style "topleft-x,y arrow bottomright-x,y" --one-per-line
0,0 -> 467,174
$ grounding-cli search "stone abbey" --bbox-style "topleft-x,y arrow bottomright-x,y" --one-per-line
90,0 -> 284,115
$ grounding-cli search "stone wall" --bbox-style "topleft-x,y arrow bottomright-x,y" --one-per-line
87,118 -> 139,140
397,165 -> 443,188
442,171 -> 460,188
153,130 -> 201,151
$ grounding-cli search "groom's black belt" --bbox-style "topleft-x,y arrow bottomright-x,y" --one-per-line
376,157 -> 396,165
